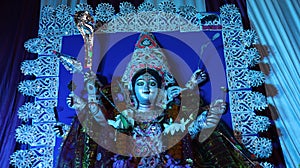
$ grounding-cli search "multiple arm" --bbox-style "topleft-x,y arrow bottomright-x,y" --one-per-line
66,71 -> 107,126
57,54 -> 226,140
163,70 -> 227,139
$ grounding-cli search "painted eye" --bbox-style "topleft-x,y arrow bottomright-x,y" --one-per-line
150,81 -> 157,86
137,81 -> 144,86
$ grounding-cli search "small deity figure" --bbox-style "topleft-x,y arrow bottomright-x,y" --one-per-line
56,32 -> 254,167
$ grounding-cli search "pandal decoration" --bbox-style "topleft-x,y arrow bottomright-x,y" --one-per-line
11,2 -> 273,168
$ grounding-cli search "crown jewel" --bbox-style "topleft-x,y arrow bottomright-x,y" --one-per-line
121,32 -> 171,84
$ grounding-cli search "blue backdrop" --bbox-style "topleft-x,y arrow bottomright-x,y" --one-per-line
57,30 -> 231,135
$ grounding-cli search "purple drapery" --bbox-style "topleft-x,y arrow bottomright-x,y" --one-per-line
0,0 -> 40,167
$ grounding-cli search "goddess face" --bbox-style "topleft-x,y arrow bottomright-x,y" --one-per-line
134,72 -> 159,107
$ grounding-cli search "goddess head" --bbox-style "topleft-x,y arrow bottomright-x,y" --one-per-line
131,68 -> 163,110
121,32 -> 175,110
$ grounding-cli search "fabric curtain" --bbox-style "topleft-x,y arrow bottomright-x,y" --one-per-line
0,0 -> 40,167
247,0 -> 300,167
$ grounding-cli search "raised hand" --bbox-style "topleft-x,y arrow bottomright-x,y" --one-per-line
185,69 -> 207,89
66,92 -> 87,111
54,122 -> 70,138
204,99 -> 226,128
167,86 -> 182,101
210,99 -> 226,115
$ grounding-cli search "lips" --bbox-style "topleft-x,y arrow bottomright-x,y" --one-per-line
143,91 -> 150,94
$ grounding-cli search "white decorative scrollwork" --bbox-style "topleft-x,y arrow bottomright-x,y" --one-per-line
244,48 -> 261,67
18,77 -> 58,98
223,30 -> 244,48
17,102 -> 40,122
232,113 -> 270,134
32,107 -> 56,123
20,56 -> 59,77
95,3 -> 115,22
15,124 -> 56,146
137,2 -> 155,12
241,29 -> 258,47
178,5 -> 198,20
40,5 -> 77,37
111,12 -> 137,32
39,5 -> 56,36
10,150 -> 33,168
220,4 -> 243,29
98,1 -> 216,33
119,2 -> 136,15
242,136 -> 273,158
158,1 -> 176,13
135,11 -> 162,32
55,5 -> 72,21
227,69 -> 265,90
157,12 -> 181,31
248,91 -> 268,111
35,99 -> 57,108
229,91 -> 267,113
34,1 -> 223,36
15,125 -> 35,144
225,48 -> 261,69
74,3 -> 93,15
18,100 -> 56,123
221,4 -> 272,160
24,37 -> 62,55
10,147 -> 54,168
248,70 -> 265,87
180,15 -> 201,32
253,115 -> 271,132
225,49 -> 245,69
17,101 -> 57,123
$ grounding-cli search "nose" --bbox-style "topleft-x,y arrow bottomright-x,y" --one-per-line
145,82 -> 150,90
143,82 -> 150,92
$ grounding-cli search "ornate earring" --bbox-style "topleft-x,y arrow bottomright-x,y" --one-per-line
129,90 -> 138,109
127,83 -> 138,109
155,88 -> 168,109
